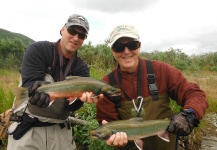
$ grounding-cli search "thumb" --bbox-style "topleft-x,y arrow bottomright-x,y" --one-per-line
102,120 -> 108,125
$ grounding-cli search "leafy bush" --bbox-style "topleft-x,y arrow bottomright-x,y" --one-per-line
73,103 -> 113,150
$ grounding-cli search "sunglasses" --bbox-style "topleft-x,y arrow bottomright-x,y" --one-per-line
112,41 -> 140,53
67,27 -> 87,40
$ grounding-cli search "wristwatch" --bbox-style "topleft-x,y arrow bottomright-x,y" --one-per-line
184,108 -> 194,114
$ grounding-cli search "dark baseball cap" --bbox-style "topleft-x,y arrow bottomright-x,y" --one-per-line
65,14 -> 89,33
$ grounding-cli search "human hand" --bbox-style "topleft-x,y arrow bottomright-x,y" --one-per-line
79,92 -> 104,103
28,81 -> 50,108
102,120 -> 128,147
167,109 -> 200,136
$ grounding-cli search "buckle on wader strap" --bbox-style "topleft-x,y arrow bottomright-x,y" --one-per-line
146,59 -> 159,100
147,74 -> 159,100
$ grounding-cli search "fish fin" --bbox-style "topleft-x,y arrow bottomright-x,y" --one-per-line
12,87 -> 29,109
129,117 -> 144,122
134,139 -> 143,150
157,130 -> 170,142
111,130 -> 117,134
163,118 -> 170,121
65,76 -> 81,80
48,101 -> 54,107
48,99 -> 55,107
68,97 -> 77,105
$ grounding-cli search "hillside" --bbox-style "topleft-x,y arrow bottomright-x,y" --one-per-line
0,28 -> 35,47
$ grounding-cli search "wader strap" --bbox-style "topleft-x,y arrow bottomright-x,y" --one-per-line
137,61 -> 143,117
47,42 -> 56,74
48,41 -> 79,81
108,72 -> 122,108
59,48 -> 75,81
146,60 -> 159,100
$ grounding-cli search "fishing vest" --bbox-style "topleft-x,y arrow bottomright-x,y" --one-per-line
12,41 -> 79,123
108,60 -> 177,150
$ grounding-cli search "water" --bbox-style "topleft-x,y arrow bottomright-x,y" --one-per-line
201,136 -> 217,150
200,113 -> 217,150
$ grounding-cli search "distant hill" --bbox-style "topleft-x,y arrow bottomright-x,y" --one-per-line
0,28 -> 35,47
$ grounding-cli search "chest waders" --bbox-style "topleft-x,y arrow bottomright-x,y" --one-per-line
108,60 -> 178,150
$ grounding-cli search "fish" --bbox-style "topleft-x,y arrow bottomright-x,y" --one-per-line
12,76 -> 121,109
89,117 -> 170,142
68,116 -> 90,126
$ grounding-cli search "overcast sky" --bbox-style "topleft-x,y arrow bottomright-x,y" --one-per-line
1,0 -> 216,55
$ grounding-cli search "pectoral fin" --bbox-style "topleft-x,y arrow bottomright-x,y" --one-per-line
157,130 -> 170,142
134,139 -> 143,150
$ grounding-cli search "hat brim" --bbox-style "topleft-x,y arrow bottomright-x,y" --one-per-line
65,23 -> 88,34
109,33 -> 139,47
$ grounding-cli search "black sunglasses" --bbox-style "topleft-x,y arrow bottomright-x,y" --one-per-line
112,41 -> 140,53
67,27 -> 87,40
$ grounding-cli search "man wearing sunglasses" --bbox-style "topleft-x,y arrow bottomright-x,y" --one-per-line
7,14 -> 97,150
96,24 -> 208,150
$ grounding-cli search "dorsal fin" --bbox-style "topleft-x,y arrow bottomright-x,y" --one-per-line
65,76 -> 81,80
129,117 -> 144,122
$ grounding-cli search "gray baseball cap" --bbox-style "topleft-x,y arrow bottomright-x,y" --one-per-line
109,24 -> 140,47
65,14 -> 89,33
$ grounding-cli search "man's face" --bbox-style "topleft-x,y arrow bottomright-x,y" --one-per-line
60,25 -> 87,57
111,37 -> 141,73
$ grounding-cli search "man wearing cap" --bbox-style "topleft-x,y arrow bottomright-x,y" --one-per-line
7,14 -> 96,150
96,24 -> 208,150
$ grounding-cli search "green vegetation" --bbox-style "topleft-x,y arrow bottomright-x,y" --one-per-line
0,29 -> 216,149
0,28 -> 34,47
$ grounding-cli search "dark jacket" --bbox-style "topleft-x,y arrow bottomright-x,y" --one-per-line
21,39 -> 89,112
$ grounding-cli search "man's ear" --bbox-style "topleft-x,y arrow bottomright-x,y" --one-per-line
60,27 -> 65,36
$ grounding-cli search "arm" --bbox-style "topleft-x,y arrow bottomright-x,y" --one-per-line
20,42 -> 52,108
96,75 -> 120,124
155,61 -> 208,135
159,61 -> 208,119
21,41 -> 50,87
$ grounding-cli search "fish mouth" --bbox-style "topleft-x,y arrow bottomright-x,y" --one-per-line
110,92 -> 121,97
109,89 -> 121,97
89,131 -> 101,139
89,135 -> 100,139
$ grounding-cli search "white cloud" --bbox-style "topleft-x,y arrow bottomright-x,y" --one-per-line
0,0 -> 217,55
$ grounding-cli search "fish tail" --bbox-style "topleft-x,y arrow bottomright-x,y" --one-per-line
157,130 -> 170,142
12,87 -> 29,109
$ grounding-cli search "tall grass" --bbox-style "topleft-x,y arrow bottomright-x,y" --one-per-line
0,69 -> 19,112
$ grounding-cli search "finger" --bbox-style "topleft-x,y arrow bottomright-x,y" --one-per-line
99,94 -> 104,100
79,93 -> 87,102
36,92 -> 47,107
29,92 -> 40,104
41,94 -> 50,108
116,132 -> 127,146
32,81 -> 41,91
106,134 -> 116,145
117,132 -> 125,146
112,132 -> 121,146
92,97 -> 98,103
102,120 -> 108,125
86,92 -> 94,103
86,92 -> 92,101
122,132 -> 128,145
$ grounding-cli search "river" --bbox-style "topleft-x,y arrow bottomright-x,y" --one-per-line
200,112 -> 217,150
